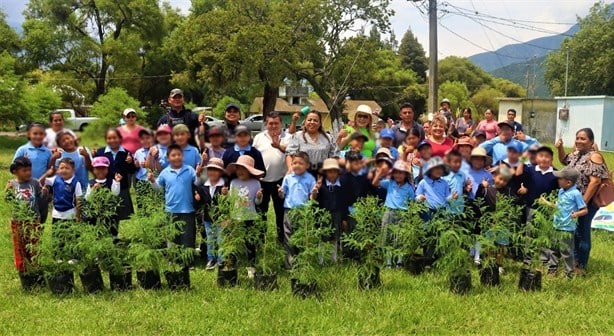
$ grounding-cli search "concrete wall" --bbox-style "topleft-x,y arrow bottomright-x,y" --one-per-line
555,96 -> 610,151
601,98 -> 614,151
498,100 -> 523,124
498,98 -> 557,144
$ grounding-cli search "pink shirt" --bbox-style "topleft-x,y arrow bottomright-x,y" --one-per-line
476,120 -> 499,140
427,137 -> 454,158
118,125 -> 144,154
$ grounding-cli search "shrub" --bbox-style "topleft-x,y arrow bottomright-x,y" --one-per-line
83,88 -> 145,141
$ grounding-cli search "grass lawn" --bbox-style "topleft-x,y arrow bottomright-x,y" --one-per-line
0,134 -> 613,334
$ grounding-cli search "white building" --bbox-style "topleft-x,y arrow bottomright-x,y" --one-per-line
555,96 -> 614,152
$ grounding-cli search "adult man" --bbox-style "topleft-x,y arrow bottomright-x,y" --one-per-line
506,109 -> 523,133
219,103 -> 243,149
391,102 -> 425,146
439,98 -> 456,136
252,112 -> 288,243
480,120 -> 538,164
156,88 -> 202,147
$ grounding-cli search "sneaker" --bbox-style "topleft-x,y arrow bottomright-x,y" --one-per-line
246,267 -> 256,279
205,260 -> 216,271
474,259 -> 482,267
68,259 -> 79,265
498,267 -> 505,275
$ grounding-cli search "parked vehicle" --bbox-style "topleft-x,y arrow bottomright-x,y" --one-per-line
54,109 -> 99,132
240,114 -> 264,132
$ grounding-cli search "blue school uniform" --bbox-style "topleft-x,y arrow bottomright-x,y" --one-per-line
156,165 -> 197,213
416,176 -> 451,210
282,172 -> 316,209
56,150 -> 89,192
554,185 -> 586,232
444,170 -> 468,214
182,144 -> 202,169
380,179 -> 414,210
467,168 -> 493,199
133,147 -> 150,181
156,144 -> 169,170
94,146 -> 138,220
14,142 -> 52,179
480,138 -> 538,164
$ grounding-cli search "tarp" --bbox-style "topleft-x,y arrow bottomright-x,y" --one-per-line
592,202 -> 614,232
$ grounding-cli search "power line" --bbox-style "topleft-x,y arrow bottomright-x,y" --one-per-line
445,2 -> 576,26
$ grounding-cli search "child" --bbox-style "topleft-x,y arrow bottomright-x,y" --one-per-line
279,152 -> 316,267
52,131 -> 91,193
471,130 -> 487,147
374,128 -> 399,160
172,124 -> 201,169
7,157 -> 45,289
84,157 -> 121,233
226,155 -> 265,277
372,160 -> 415,267
311,158 -> 346,262
204,127 -> 226,160
44,158 -> 83,224
540,167 -> 587,277
148,144 -> 199,251
453,136 -> 474,173
194,158 -> 227,270
339,132 -> 368,161
467,147 -> 494,198
496,142 -> 523,170
222,125 -> 266,180
14,123 -> 53,224
444,149 -> 472,215
149,124 -> 173,171
94,128 -> 138,237
371,148 -> 394,202
517,146 -> 558,211
399,128 -> 423,181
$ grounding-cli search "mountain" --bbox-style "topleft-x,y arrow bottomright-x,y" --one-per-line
490,55 -> 549,97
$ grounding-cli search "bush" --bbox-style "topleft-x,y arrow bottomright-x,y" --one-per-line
20,84 -> 62,124
83,88 -> 145,141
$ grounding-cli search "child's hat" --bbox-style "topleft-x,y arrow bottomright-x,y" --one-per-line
473,130 -> 486,138
205,158 -> 226,172
208,127 -> 224,137
391,160 -> 411,174
424,157 -> 451,176
379,128 -> 395,139
345,150 -> 363,162
156,124 -> 172,134
454,136 -> 474,149
470,147 -> 493,166
92,156 -> 110,168
417,141 -> 432,150
319,158 -> 341,173
507,141 -> 523,153
226,155 -> 264,178
234,125 -> 251,136
375,147 -> 392,159
138,128 -> 154,137
553,167 -> 580,184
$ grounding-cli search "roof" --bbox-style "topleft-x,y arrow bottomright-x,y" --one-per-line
249,97 -> 382,116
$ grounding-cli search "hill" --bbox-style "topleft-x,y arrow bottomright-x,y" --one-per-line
490,56 -> 549,98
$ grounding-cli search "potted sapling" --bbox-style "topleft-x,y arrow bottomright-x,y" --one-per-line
162,218 -> 195,290
342,196 -> 385,289
394,202 -> 429,275
288,202 -> 332,298
252,218 -> 285,291
100,239 -> 133,291
73,224 -> 109,293
35,220 -> 80,295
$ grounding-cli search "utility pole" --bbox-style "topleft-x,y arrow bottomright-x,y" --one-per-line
428,0 -> 438,114
564,46 -> 570,97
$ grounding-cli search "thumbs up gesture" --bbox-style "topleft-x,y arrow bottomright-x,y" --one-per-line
277,184 -> 285,198
256,188 -> 263,199
194,190 -> 201,201
464,178 -> 473,193
221,186 -> 229,195
195,163 -> 203,176
126,153 -> 133,164
114,173 -> 123,182
517,183 -> 528,195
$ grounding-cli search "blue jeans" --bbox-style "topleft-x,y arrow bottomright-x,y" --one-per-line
204,221 -> 222,263
574,202 -> 598,269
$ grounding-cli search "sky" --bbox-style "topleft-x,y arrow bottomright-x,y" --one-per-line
1,0 -> 596,58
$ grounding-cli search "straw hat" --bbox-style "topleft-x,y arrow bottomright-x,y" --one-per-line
226,155 -> 264,178
205,158 -> 226,173
375,147 -> 392,159
454,136 -> 474,150
319,158 -> 341,174
470,147 -> 493,167
348,104 -> 374,124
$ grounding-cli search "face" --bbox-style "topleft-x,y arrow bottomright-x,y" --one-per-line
235,132 -> 251,147
125,112 -> 137,125
225,108 -> 240,123
419,146 -> 432,160
349,139 -> 365,151
58,133 -> 77,151
405,133 -> 420,147
431,120 -> 445,138
485,110 -> 494,120
167,149 -> 184,168
50,113 -> 65,131
494,174 -> 509,189
536,152 -> 553,168
473,135 -> 486,146
57,162 -> 75,180
400,107 -> 414,122
93,166 -> 109,180
169,94 -> 184,110
28,126 -> 45,146
139,134 -> 153,149
209,134 -> 224,147
507,111 -> 516,121
441,102 -> 450,110
380,137 -> 393,148
499,126 -> 513,141
235,166 -> 250,180
375,123 -> 385,133
348,160 -> 364,173
14,167 -> 32,181
470,157 -> 485,170
266,117 -> 282,134
207,168 -> 223,182
156,132 -> 172,146
558,177 -> 573,189
173,131 -> 189,146
463,110 -> 471,119
291,156 -> 309,175
448,155 -> 462,172
423,122 -> 431,135
575,131 -> 593,152
529,151 -> 538,164
304,113 -> 321,133
106,131 -> 122,150
392,170 -> 407,183
458,144 -> 472,158
507,149 -> 521,162
429,166 -> 444,179
325,169 -> 340,182
355,113 -> 371,128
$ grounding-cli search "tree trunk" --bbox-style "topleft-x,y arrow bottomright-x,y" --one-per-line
308,81 -> 344,136
262,82 -> 278,118
94,57 -> 109,99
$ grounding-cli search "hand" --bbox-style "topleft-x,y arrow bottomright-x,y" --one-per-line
194,191 -> 201,201
313,176 -> 323,193
291,112 -> 300,122
93,183 -> 101,189
6,181 -> 13,190
337,129 -> 349,140
198,113 -> 206,125
221,186 -> 229,195
387,118 -> 394,127
147,172 -> 155,183
51,150 -> 62,161
555,138 -> 563,148
256,188 -> 264,199
571,211 -> 578,219
90,148 -> 97,157
150,146 -> 159,158
126,153 -> 133,164
135,159 -> 141,168
271,135 -> 281,149
464,178 -> 473,193
114,173 -> 123,182
79,146 -> 88,157
451,191 -> 458,200
517,183 -> 528,195
201,151 -> 208,164
413,158 -> 423,167
341,220 -> 348,230
277,184 -> 284,198
481,179 -> 489,188
377,164 -> 390,176
417,194 -> 426,202
195,163 -> 203,176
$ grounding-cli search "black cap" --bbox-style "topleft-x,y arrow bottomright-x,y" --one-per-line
535,146 -> 554,156
498,120 -> 514,130
345,150 -> 363,162
225,103 -> 241,111
138,128 -> 154,137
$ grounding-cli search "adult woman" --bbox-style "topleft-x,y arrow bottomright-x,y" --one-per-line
556,128 -> 609,272
455,108 -> 474,137
426,115 -> 454,158
118,108 -> 144,155
43,111 -> 76,150
286,111 -> 338,177
475,108 -> 499,140
338,104 -> 376,158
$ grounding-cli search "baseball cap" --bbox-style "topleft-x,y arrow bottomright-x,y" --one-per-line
553,167 -> 581,184
380,128 -> 395,139
208,127 -> 224,137
138,128 -> 153,137
507,141 -> 523,153
417,141 -> 432,150
225,103 -> 241,111
170,88 -> 183,97
92,156 -> 110,168
234,125 -> 250,135
156,124 -> 172,134
498,120 -> 514,130
473,130 -> 486,138
122,108 -> 136,117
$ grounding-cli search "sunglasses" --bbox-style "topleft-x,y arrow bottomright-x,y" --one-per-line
356,114 -> 370,120
125,114 -> 137,118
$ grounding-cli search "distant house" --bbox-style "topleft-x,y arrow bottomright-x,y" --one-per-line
555,96 -> 614,151
249,86 -> 381,130
498,98 -> 557,143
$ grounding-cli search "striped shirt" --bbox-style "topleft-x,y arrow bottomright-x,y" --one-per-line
286,131 -> 338,167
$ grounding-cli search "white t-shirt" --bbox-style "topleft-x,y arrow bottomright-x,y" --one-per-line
252,130 -> 288,182
44,128 -> 76,150
44,176 -> 83,219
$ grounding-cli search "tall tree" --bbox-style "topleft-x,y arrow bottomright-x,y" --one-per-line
398,28 -> 427,82
438,56 -> 494,96
0,10 -> 21,56
545,2 -> 614,96
21,0 -> 165,99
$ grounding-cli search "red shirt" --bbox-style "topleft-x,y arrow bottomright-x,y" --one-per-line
427,137 -> 454,158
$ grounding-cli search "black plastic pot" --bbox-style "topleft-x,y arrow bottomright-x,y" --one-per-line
358,267 -> 381,289
47,271 -> 74,295
254,273 -> 278,291
165,269 -> 191,290
518,268 -> 542,291
109,268 -> 133,291
137,270 -> 161,289
290,278 -> 318,298
79,265 -> 104,293
449,271 -> 472,294
479,265 -> 500,286
19,271 -> 46,291
217,269 -> 238,287
404,255 -> 432,275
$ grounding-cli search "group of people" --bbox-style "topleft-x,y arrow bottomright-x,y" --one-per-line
7,89 -> 608,289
